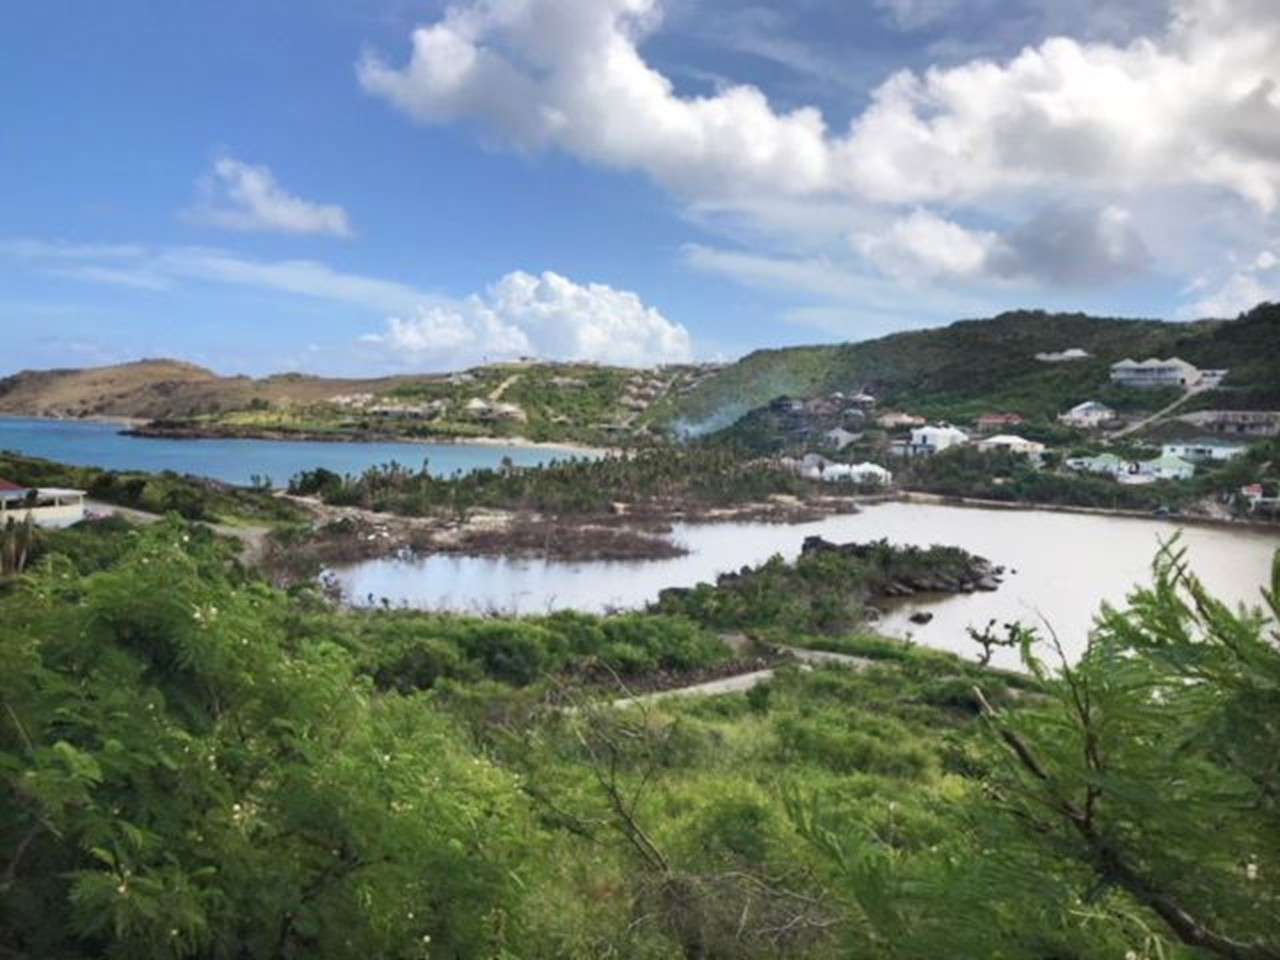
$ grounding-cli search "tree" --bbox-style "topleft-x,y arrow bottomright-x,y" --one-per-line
976,542 -> 1280,959
1,520 -> 532,959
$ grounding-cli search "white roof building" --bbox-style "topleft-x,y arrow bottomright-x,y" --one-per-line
976,434 -> 1046,457
1110,357 -> 1203,388
1139,454 -> 1196,481
1059,401 -> 1116,428
909,425 -> 970,453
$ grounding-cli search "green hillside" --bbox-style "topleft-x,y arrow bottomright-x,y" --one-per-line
651,303 -> 1280,435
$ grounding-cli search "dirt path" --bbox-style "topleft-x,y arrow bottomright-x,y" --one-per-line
488,374 -> 521,402
87,500 -> 275,563
609,645 -> 874,708
1111,385 -> 1207,438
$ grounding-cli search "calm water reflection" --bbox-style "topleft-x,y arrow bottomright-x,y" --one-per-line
331,502 -> 1280,668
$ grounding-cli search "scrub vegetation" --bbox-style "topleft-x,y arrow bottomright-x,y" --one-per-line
2,516 -> 1277,959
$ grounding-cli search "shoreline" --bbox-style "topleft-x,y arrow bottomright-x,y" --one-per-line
119,422 -> 615,456
0,412 -> 149,428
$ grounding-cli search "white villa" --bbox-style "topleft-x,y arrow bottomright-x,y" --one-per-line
0,481 -> 87,529
1110,357 -> 1203,389
1161,441 -> 1247,464
906,425 -> 970,456
976,434 -> 1046,457
1058,401 -> 1116,429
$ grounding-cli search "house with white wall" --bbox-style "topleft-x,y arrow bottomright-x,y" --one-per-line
1065,453 -> 1135,479
1161,441 -> 1247,464
0,480 -> 87,529
907,425 -> 969,456
1110,357 -> 1203,389
1058,401 -> 1116,429
1138,454 -> 1196,481
976,434 -> 1046,457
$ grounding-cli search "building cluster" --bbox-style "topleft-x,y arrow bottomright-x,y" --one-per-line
779,454 -> 893,486
1064,441 -> 1245,485
0,480 -> 86,529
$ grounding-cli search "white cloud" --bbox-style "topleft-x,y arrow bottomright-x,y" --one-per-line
3,240 -> 691,369
360,0 -> 1280,212
359,0 -> 1280,323
1182,247 -> 1280,317
185,156 -> 352,237
364,270 -> 693,367
854,210 -> 1000,282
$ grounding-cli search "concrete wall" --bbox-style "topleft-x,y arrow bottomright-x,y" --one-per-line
0,503 -> 87,529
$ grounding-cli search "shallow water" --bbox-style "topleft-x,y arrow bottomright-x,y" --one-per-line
331,502 -> 1280,668
0,417 -> 587,486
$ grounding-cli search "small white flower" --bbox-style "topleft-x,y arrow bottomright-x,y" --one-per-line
1246,861 -> 1259,881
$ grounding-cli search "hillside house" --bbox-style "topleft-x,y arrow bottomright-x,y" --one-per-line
1035,348 -> 1091,362
1178,410 -> 1280,438
0,480 -> 86,529
1139,454 -> 1195,481
976,434 -> 1046,457
1161,441 -> 1247,464
1058,401 -> 1115,428
1241,484 -> 1280,514
1110,357 -> 1203,389
1065,453 -> 1137,479
977,412 -> 1026,431
906,425 -> 970,456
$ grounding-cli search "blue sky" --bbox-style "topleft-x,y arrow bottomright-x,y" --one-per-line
3,0 -> 1278,376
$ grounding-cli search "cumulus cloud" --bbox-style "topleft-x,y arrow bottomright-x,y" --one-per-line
359,0 -> 1280,211
360,0 -> 1280,324
185,156 -> 352,237
854,210 -> 1001,282
3,240 -> 691,368
363,270 -> 693,367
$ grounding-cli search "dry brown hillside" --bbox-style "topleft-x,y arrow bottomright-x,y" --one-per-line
0,359 -> 412,420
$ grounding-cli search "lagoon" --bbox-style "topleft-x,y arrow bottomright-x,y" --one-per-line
330,502 -> 1280,669
0,417 -> 585,487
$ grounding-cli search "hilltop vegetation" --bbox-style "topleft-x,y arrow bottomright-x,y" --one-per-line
652,303 -> 1280,433
7,304 -> 1276,448
0,359 -> 715,446
2,514 -> 1277,958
